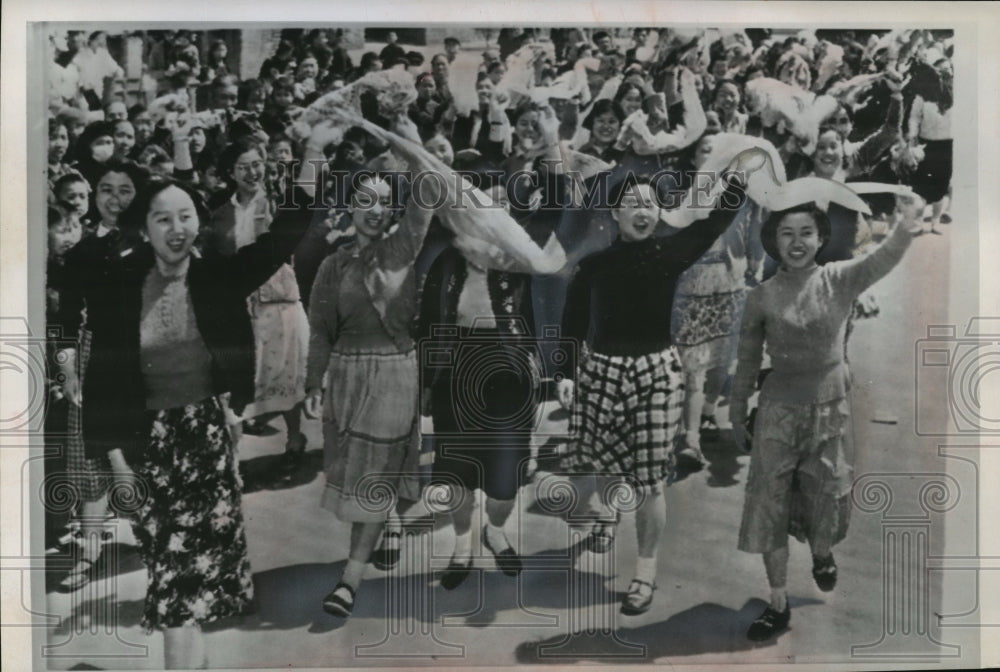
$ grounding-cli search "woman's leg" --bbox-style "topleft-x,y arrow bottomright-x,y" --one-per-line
702,364 -> 728,425
60,494 -> 108,589
450,485 -> 475,562
283,403 -> 306,453
762,546 -> 789,611
344,521 -> 384,585
634,486 -> 666,582
680,367 -> 708,456
484,495 -> 517,550
620,483 -> 665,613
164,624 -> 205,669
78,495 -> 107,560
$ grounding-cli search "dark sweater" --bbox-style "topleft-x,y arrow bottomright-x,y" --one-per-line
57,210 -> 310,462
560,183 -> 747,368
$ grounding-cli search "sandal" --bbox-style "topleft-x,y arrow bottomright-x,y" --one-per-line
370,530 -> 401,571
322,582 -> 355,617
586,521 -> 616,554
620,578 -> 656,615
58,556 -> 98,593
812,554 -> 838,592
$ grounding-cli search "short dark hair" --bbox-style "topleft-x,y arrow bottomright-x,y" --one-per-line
53,171 -> 89,197
444,37 -> 461,47
582,99 -> 625,131
760,204 -> 831,262
219,136 -> 266,180
91,160 -> 149,193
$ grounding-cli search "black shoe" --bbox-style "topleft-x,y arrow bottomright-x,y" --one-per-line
620,578 -> 656,615
322,582 -> 355,617
675,443 -> 706,470
482,525 -> 521,576
370,530 -> 401,570
700,414 -> 720,434
586,521 -> 616,554
812,554 -> 837,592
747,605 -> 790,641
440,559 -> 472,590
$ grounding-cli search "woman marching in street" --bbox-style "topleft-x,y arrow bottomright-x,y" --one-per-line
729,188 -> 925,641
420,109 -> 567,590
56,160 -> 148,591
303,116 -> 445,618
56,175 -> 312,668
557,155 -> 753,616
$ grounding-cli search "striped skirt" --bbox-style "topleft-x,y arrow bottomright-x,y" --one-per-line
320,350 -> 422,523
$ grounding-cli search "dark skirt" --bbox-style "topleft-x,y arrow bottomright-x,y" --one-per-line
130,396 -> 254,631
911,138 -> 952,204
429,334 -> 539,501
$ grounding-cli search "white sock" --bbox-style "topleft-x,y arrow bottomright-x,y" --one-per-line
452,529 -> 473,565
485,523 -> 510,551
341,558 -> 367,589
635,556 -> 657,585
770,587 -> 788,611
685,431 -> 701,449
703,400 -> 718,416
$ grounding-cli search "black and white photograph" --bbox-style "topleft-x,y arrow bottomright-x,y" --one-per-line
1,1 -> 999,670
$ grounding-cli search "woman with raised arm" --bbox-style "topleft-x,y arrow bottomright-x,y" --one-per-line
557,158 -> 751,617
303,117 -> 444,618
56,176 -> 312,668
730,190 -> 924,642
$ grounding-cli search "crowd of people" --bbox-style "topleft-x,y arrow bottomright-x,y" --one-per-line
44,24 -> 952,668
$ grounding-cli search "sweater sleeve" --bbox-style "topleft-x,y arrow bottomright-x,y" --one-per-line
851,93 -> 902,177
226,204 -> 313,297
729,285 -> 765,427
656,182 -> 749,272
829,217 -> 913,299
379,191 -> 436,270
306,255 -> 338,391
57,244 -> 89,342
559,262 -> 592,379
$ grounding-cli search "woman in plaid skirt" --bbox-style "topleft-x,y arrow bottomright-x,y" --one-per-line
557,169 -> 749,615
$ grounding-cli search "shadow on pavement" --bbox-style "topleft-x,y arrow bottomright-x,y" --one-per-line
240,448 -> 323,494
513,597 -> 823,662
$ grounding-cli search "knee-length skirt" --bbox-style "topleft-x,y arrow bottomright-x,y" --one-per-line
320,350 -> 422,523
562,348 -> 684,492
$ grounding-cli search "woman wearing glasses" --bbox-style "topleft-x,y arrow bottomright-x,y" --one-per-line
206,137 -> 310,462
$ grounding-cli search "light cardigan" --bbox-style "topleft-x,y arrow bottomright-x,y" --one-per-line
305,197 -> 435,390
729,219 -> 913,427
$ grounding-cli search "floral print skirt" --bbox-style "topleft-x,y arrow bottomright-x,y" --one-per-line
130,396 -> 254,631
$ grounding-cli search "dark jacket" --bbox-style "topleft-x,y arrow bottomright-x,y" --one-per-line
58,211 -> 309,462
